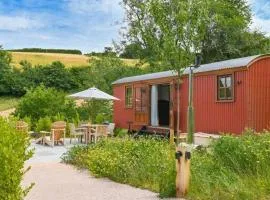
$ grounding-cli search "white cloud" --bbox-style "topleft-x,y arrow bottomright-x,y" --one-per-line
66,0 -> 123,16
247,0 -> 270,36
0,15 -> 42,31
250,16 -> 270,36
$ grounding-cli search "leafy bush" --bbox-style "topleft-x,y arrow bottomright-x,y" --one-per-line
113,128 -> 128,137
0,118 -> 33,199
36,116 -> 52,132
76,100 -> 112,123
15,85 -> 77,124
62,138 -> 176,197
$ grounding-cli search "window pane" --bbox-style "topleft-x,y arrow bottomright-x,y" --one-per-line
219,77 -> 226,88
219,88 -> 226,99
125,87 -> 132,107
226,76 -> 232,87
226,87 -> 232,99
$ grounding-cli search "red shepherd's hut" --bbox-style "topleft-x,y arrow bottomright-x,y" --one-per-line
112,54 -> 270,135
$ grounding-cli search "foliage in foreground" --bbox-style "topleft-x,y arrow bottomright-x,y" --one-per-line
63,131 -> 270,199
62,138 -> 176,197
0,118 -> 33,200
190,131 -> 270,200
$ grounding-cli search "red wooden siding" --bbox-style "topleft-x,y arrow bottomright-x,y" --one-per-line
113,56 -> 270,134
247,58 -> 270,131
179,71 -> 247,134
113,85 -> 134,129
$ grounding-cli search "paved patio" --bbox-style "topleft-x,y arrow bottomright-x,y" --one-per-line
23,141 -> 159,200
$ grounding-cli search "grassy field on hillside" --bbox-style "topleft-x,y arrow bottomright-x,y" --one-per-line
11,52 -> 90,67
0,96 -> 19,111
11,52 -> 139,67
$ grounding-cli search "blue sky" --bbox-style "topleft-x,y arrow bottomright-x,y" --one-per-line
0,0 -> 269,53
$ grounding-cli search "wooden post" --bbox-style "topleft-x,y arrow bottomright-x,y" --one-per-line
170,129 -> 174,144
175,145 -> 191,198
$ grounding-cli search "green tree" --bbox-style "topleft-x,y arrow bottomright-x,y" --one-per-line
0,46 -> 13,94
15,85 -> 77,123
89,56 -> 144,93
122,0 -> 269,68
119,42 -> 151,59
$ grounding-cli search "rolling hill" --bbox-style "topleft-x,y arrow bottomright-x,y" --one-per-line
10,52 -> 139,68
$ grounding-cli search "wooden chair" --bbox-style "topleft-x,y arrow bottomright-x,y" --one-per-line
16,121 -> 28,132
92,125 -> 109,143
43,121 -> 66,147
107,123 -> 115,136
69,123 -> 86,144
16,120 -> 34,136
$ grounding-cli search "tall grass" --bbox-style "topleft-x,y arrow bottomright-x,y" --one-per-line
189,131 -> 270,200
0,96 -> 19,111
63,131 -> 270,199
62,138 -> 176,197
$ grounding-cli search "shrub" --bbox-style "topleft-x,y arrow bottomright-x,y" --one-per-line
0,118 -> 33,199
36,116 -> 52,132
35,61 -> 76,91
76,100 -> 112,123
113,128 -> 128,137
15,85 -> 77,124
62,138 -> 176,197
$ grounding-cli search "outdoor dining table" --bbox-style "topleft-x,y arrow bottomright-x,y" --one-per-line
35,131 -> 51,145
79,124 -> 108,143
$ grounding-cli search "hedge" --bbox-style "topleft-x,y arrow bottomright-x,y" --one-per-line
0,118 -> 33,200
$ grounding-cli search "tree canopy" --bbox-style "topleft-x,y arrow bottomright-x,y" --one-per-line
121,0 -> 270,71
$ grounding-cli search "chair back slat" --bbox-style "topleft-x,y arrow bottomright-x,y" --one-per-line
96,125 -> 108,137
108,123 -> 115,135
51,121 -> 66,141
16,121 -> 28,132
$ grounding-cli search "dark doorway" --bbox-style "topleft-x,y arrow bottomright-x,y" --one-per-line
158,84 -> 170,126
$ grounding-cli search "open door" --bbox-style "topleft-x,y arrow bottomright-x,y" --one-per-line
134,85 -> 149,125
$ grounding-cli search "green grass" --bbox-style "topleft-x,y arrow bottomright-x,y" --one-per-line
63,131 -> 270,199
0,96 -> 19,111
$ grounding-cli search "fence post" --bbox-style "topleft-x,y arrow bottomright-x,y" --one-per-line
175,145 -> 191,198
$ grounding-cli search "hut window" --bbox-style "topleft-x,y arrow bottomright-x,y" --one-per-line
217,75 -> 233,101
125,86 -> 133,108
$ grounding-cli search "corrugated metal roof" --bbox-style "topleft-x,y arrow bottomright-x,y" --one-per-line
112,54 -> 268,85
112,70 -> 177,85
183,54 -> 261,74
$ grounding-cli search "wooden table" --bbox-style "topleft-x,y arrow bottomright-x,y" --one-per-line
35,131 -> 51,145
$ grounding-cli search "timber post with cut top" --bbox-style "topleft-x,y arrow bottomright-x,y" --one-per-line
175,145 -> 191,197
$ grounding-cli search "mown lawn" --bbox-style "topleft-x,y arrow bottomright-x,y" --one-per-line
0,96 -> 19,111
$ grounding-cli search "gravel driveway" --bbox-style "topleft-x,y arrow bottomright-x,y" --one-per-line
23,142 -> 159,200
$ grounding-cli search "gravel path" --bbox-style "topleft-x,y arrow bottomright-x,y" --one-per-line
23,142 -> 159,200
